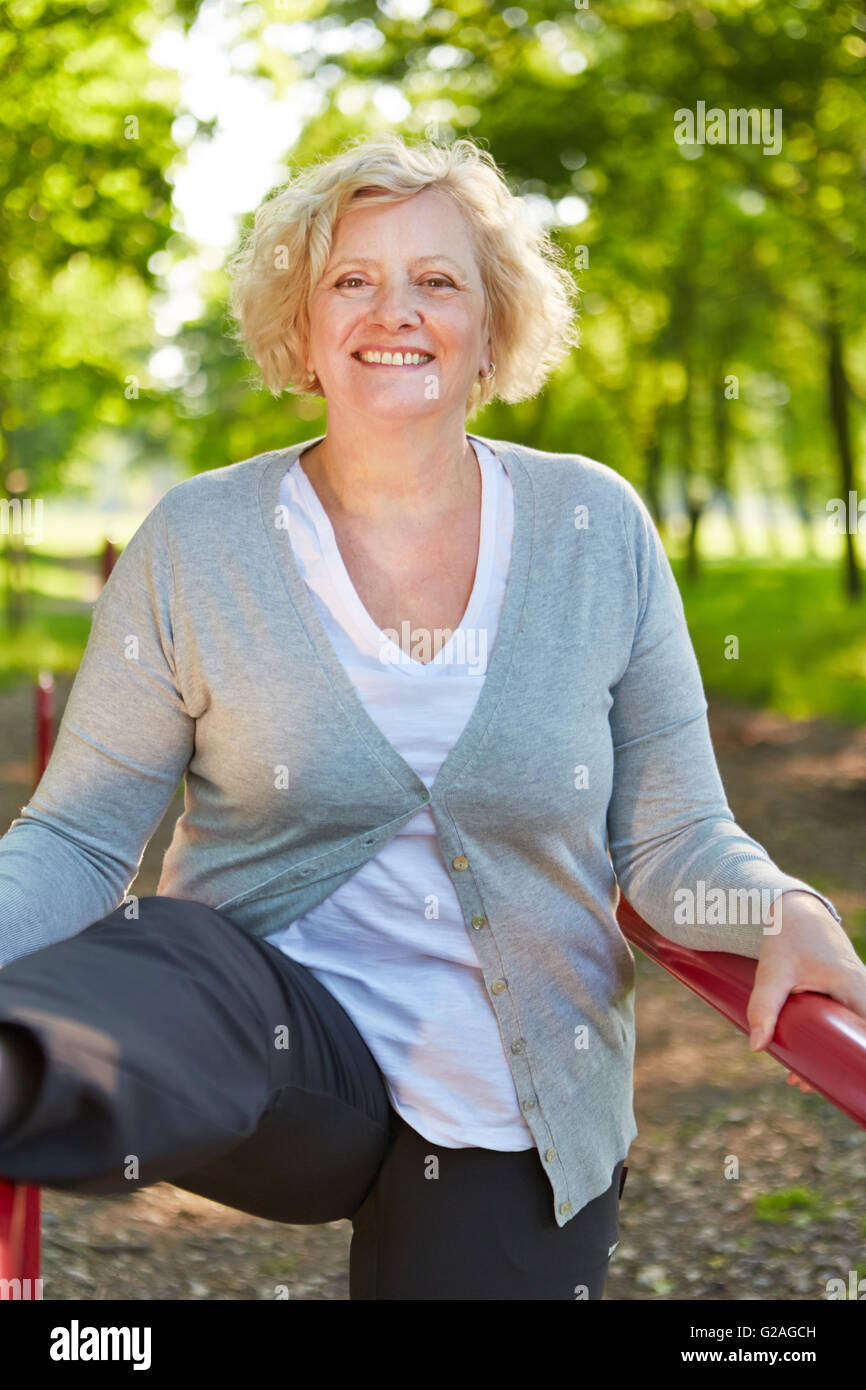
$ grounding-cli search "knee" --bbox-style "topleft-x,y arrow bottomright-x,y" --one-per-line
89,894 -> 234,943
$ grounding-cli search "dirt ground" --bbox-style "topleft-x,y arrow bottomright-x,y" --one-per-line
0,680 -> 864,1300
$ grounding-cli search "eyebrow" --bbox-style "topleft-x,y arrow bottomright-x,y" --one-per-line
328,255 -> 469,275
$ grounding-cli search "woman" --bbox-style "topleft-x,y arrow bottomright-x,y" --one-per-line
0,134 -> 862,1301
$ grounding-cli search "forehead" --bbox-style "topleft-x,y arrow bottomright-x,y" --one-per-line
328,188 -> 477,262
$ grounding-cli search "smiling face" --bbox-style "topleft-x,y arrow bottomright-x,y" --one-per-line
304,187 -> 491,423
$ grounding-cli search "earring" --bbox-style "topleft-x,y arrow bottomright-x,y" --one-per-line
479,362 -> 496,380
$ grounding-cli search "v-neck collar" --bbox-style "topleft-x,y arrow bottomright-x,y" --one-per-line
259,431 -> 534,803
290,436 -> 498,678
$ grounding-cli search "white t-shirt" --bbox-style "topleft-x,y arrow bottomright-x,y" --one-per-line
264,436 -> 535,1149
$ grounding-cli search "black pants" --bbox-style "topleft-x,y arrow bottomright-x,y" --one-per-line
0,896 -> 625,1299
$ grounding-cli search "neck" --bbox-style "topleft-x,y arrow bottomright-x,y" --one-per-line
299,416 -> 478,526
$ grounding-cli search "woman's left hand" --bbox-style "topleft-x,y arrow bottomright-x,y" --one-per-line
746,890 -> 866,1094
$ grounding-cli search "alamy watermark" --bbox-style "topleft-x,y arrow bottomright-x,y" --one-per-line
49,1320 -> 151,1369
826,492 -> 866,533
673,884 -> 784,931
0,496 -> 43,545
378,623 -> 488,675
0,1277 -> 43,1299
674,102 -> 782,156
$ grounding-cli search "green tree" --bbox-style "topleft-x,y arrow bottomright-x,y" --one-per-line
0,0 -> 200,625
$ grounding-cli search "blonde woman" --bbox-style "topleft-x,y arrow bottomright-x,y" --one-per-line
0,134 -> 861,1302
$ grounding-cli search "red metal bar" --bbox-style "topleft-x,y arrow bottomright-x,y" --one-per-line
0,674 -> 53,1296
2,529 -> 117,1295
0,1182 -> 40,1294
33,670 -> 54,792
617,894 -> 866,1130
2,533 -> 116,1295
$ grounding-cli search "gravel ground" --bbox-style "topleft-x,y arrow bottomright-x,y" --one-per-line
1,680 -> 864,1300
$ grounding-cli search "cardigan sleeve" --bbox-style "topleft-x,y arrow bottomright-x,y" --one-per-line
606,480 -> 843,960
0,500 -> 196,967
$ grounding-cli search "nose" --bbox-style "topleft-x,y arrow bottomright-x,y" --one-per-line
368,275 -> 423,329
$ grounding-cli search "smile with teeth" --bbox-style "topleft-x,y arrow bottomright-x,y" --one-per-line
353,350 -> 435,367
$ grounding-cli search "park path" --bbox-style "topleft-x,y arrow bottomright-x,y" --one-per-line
0,682 -> 863,1299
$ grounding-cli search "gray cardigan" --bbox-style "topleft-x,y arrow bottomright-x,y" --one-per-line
0,432 -> 841,1224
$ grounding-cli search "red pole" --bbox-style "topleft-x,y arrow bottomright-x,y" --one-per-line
617,894 -> 866,1129
0,674 -> 52,1296
33,669 -> 54,789
0,1186 -> 40,1295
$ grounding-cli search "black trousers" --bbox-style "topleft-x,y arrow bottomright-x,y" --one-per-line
0,896 -> 625,1299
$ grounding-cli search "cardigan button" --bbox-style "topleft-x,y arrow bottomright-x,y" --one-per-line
545,1148 -> 557,1162
490,979 -> 507,995
522,1097 -> 536,1111
471,916 -> 487,930
452,855 -> 468,870
559,1201 -> 572,1216
510,1038 -> 525,1053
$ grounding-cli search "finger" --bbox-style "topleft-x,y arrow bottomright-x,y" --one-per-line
786,1072 -> 814,1093
747,974 -> 793,1050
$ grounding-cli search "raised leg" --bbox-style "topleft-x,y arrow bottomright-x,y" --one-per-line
0,896 -> 393,1224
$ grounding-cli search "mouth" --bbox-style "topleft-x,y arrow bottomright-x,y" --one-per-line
351,352 -> 436,369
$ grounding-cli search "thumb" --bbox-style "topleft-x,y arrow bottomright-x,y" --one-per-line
746,970 -> 792,1051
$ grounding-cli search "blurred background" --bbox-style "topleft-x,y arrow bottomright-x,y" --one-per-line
1,0 -> 864,1300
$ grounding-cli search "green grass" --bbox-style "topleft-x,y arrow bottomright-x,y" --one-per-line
672,558 -> 866,726
753,1187 -> 828,1224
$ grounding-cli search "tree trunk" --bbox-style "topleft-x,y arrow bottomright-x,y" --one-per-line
790,472 -> 817,562
678,380 -> 704,581
671,235 -> 702,582
825,298 -> 862,600
684,496 -> 704,582
644,436 -> 664,527
711,363 -> 745,558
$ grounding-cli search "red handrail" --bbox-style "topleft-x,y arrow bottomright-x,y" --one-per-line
0,671 -> 54,1296
0,1183 -> 40,1293
33,671 -> 53,794
2,543 -> 118,1296
617,894 -> 866,1130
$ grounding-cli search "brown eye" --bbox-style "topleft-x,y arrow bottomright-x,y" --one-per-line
334,275 -> 454,289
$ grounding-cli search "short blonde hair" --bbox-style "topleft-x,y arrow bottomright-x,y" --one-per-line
225,132 -> 580,415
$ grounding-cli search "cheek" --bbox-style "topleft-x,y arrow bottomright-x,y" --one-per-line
314,310 -> 361,356
308,298 -> 342,338
440,306 -> 484,346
